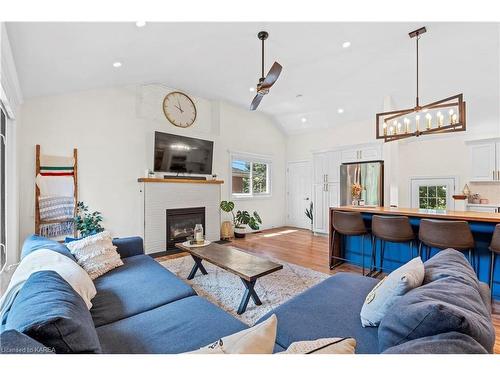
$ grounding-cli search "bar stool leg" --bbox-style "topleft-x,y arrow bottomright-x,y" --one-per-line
361,234 -> 365,276
490,252 -> 496,296
409,241 -> 414,260
329,229 -> 336,269
418,241 -> 422,258
368,236 -> 377,277
426,246 -> 431,261
380,240 -> 386,273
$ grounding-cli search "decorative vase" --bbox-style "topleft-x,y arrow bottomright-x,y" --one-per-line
234,226 -> 246,238
220,221 -> 234,240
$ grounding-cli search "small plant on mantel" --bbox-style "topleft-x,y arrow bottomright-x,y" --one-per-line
220,200 -> 262,238
74,201 -> 104,237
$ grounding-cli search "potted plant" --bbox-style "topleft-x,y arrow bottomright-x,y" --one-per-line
74,201 -> 104,238
220,200 -> 262,238
305,201 -> 313,231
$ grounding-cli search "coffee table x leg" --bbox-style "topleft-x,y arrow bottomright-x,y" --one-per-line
237,278 -> 262,315
187,255 -> 208,280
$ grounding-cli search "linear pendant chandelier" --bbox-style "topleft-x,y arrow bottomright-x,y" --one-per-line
376,27 -> 466,142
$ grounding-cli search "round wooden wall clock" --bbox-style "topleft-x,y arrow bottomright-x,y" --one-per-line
162,91 -> 197,128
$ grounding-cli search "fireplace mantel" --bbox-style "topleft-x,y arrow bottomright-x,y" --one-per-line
138,178 -> 223,184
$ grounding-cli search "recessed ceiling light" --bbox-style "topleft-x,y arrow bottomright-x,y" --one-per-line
249,87 -> 255,92
301,117 -> 307,123
136,21 -> 146,28
337,108 -> 344,114
113,62 -> 122,68
342,41 -> 351,48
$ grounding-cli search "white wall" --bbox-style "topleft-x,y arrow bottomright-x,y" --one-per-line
17,86 -> 286,251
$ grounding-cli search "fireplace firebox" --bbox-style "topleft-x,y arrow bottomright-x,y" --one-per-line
166,207 -> 205,254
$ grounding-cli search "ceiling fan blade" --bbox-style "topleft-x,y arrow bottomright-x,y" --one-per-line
250,94 -> 264,111
261,62 -> 282,89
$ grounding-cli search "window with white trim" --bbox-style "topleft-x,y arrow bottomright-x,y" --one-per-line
410,177 -> 456,210
230,153 -> 272,198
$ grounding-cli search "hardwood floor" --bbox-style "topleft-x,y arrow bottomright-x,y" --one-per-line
158,226 -> 500,353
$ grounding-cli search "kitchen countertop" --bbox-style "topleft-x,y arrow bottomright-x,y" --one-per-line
331,205 -> 500,223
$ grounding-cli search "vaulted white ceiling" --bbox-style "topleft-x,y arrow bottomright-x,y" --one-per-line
6,22 -> 499,134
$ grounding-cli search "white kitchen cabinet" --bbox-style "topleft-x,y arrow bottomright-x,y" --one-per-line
469,142 -> 496,182
313,182 -> 339,234
313,151 -> 340,184
312,184 -> 327,233
341,143 -> 382,163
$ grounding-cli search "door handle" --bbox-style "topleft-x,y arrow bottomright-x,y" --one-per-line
325,174 -> 328,182
326,184 -> 329,192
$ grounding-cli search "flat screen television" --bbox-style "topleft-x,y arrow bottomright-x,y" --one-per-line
154,131 -> 214,175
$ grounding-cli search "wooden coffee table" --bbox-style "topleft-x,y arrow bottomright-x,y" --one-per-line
175,242 -> 283,314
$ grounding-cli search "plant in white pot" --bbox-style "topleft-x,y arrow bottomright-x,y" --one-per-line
220,200 -> 262,238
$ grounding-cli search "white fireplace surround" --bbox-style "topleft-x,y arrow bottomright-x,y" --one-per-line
140,180 -> 221,255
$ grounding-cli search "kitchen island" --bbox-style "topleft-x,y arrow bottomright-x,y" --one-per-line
329,206 -> 500,299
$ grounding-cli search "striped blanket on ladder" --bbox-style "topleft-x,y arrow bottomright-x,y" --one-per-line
37,154 -> 76,239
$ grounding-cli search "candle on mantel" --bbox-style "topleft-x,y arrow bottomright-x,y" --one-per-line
383,121 -> 388,136
397,122 -> 402,134
404,118 -> 410,133
437,111 -> 444,127
389,125 -> 394,135
452,113 -> 458,124
415,115 -> 420,131
425,113 -> 432,130
448,109 -> 454,125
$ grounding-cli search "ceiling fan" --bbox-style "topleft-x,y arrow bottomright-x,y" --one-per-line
250,31 -> 283,111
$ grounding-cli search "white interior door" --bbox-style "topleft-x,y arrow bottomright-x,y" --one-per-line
287,161 -> 312,229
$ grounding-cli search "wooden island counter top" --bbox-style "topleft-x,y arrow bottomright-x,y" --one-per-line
331,205 -> 500,223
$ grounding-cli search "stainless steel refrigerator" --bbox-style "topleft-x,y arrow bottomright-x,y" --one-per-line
340,161 -> 384,206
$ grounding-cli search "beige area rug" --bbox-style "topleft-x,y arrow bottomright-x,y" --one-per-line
160,253 -> 329,325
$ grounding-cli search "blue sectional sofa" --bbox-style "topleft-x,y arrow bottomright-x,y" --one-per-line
1,236 -> 495,354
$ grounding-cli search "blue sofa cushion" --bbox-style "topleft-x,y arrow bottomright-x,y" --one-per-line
112,237 -> 144,258
90,254 -> 196,327
21,234 -> 76,262
5,271 -> 101,353
257,273 -> 380,354
382,332 -> 488,354
0,330 -> 54,354
378,276 -> 495,353
96,296 -> 248,354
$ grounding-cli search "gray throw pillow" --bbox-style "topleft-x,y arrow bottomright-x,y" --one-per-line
423,248 -> 479,288
378,276 -> 495,353
360,257 -> 424,327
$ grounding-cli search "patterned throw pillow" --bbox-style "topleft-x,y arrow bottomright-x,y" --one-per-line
360,257 -> 424,327
279,337 -> 356,354
66,231 -> 123,280
188,314 -> 277,354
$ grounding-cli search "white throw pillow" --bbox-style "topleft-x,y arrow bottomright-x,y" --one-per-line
66,231 -> 123,280
188,314 -> 277,354
279,337 -> 356,354
360,256 -> 424,327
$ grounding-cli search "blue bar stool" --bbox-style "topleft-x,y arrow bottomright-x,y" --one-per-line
330,211 -> 369,275
369,215 -> 416,277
